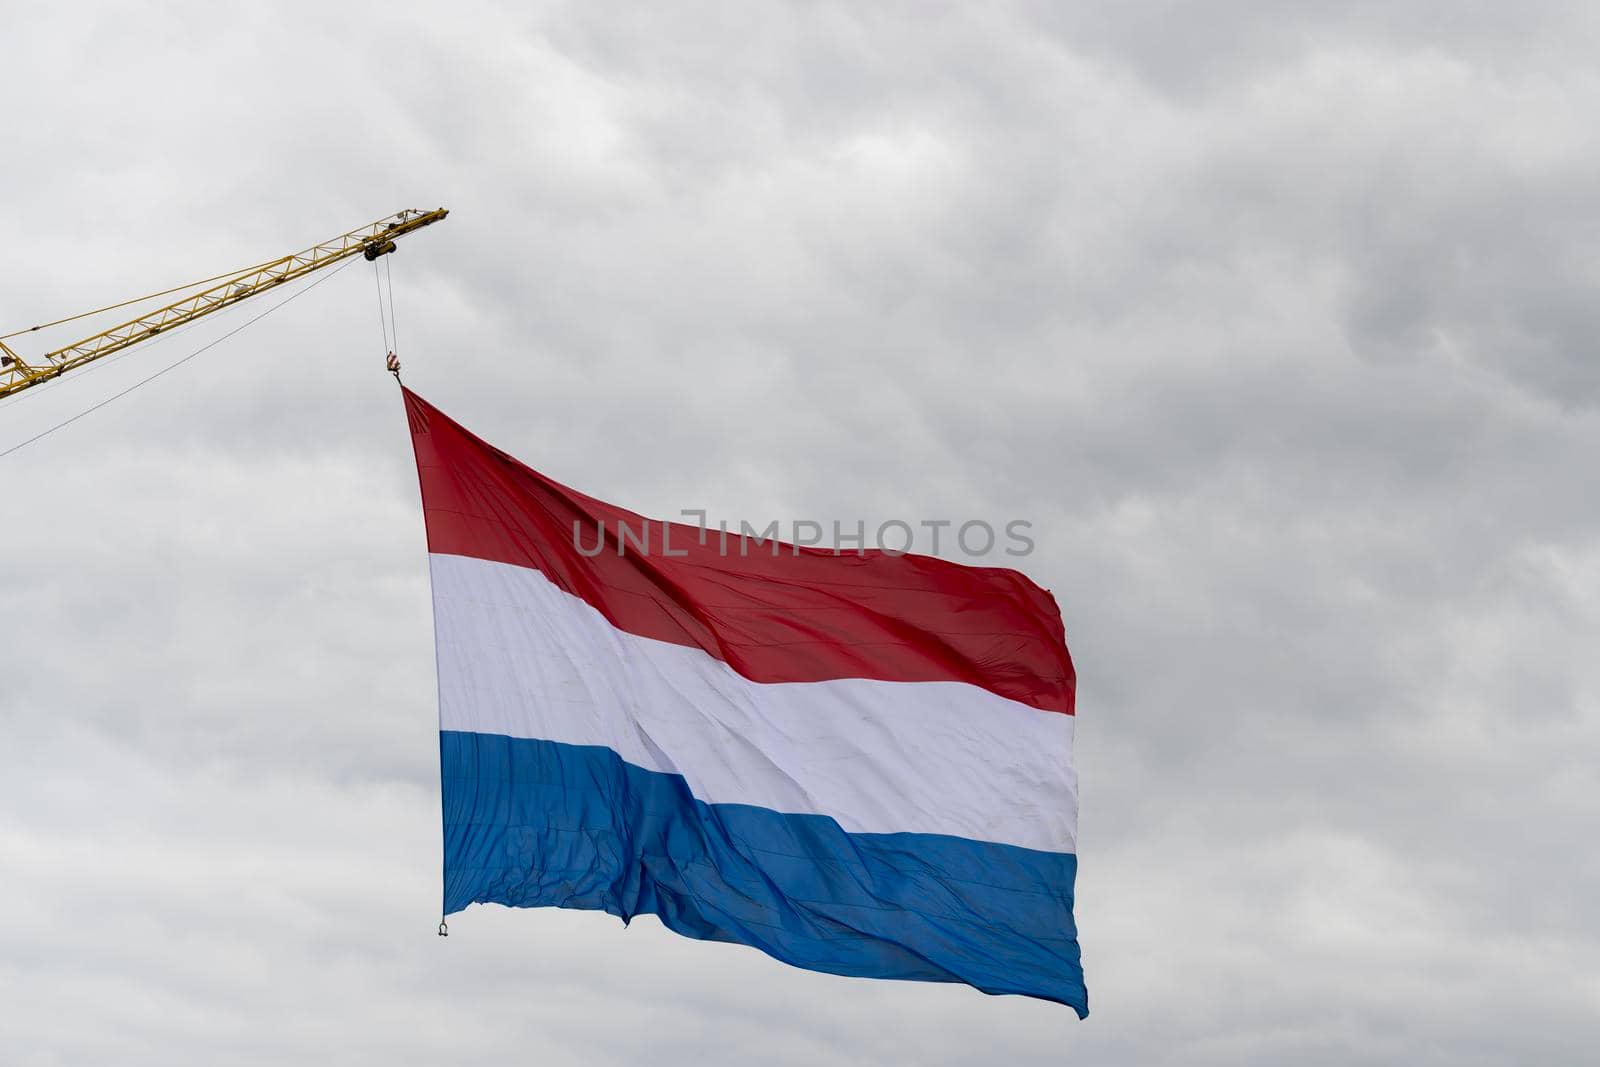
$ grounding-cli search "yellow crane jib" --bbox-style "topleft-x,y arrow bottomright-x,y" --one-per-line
0,208 -> 448,400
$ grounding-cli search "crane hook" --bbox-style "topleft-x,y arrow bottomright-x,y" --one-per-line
386,351 -> 402,381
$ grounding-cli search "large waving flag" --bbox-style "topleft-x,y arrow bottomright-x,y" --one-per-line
403,388 -> 1086,1015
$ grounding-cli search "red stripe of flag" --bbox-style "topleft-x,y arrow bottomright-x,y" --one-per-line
404,389 -> 1075,715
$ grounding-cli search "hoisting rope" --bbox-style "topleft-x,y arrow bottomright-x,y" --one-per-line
385,255 -> 400,357
373,259 -> 393,355
374,254 -> 403,382
0,258 -> 358,460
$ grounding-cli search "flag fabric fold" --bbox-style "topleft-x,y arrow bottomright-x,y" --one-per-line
404,387 -> 1086,1015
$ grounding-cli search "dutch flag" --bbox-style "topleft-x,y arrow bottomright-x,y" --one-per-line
403,389 -> 1086,1015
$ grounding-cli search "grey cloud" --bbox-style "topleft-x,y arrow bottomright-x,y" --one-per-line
2,2 -> 1596,1064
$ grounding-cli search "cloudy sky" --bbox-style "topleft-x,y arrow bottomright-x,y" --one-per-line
3,2 -> 1596,1063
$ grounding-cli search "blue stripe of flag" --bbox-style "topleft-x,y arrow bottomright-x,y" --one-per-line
441,729 -> 1087,1015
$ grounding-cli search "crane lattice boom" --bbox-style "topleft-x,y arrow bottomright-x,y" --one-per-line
0,208 -> 447,400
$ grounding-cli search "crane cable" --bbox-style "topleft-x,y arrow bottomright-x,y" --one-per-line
386,255 -> 400,356
373,257 -> 400,360
0,257 -> 358,461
